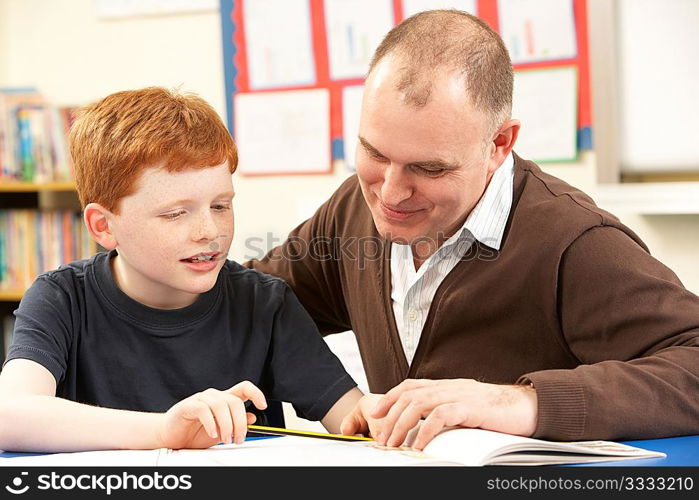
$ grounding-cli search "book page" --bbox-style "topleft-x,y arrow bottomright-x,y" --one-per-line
419,428 -> 666,466
159,437 -> 455,466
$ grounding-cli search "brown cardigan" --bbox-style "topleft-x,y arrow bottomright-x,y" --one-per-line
246,153 -> 699,441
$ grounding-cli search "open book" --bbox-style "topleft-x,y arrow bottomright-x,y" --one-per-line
404,427 -> 666,466
1,428 -> 665,466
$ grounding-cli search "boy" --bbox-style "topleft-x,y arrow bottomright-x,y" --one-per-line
0,87 -> 363,452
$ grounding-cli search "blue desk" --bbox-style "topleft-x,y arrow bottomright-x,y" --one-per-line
574,435 -> 699,467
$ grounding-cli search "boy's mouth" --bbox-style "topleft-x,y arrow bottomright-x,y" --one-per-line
180,252 -> 220,263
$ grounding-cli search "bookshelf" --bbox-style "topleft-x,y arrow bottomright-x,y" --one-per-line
0,90 -> 94,361
0,181 -> 77,192
0,183 -> 90,295
0,182 -> 93,363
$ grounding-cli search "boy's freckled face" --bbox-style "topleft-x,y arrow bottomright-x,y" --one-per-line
109,163 -> 234,309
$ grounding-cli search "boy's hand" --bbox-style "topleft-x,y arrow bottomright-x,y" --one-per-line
157,381 -> 267,449
339,393 -> 384,440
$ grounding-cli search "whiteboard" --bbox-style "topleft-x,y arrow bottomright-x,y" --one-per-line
617,0 -> 699,173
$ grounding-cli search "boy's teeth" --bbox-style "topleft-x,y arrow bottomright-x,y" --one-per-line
191,255 -> 213,261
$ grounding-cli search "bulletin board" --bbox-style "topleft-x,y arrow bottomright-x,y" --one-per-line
219,0 -> 592,175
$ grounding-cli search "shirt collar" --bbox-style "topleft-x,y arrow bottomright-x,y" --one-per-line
452,151 -> 514,251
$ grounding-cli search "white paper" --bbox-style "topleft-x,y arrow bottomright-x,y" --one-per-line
498,0 -> 577,64
0,449 -> 161,467
161,437 -> 446,466
234,89 -> 331,175
402,0 -> 476,18
341,85 -> 364,170
324,0 -> 394,80
511,67 -> 578,162
243,0 -> 316,89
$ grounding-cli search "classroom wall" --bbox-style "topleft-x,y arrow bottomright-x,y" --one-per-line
0,1 -> 8,83
2,0 -> 698,295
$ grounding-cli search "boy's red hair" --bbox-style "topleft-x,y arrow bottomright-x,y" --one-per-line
69,87 -> 237,212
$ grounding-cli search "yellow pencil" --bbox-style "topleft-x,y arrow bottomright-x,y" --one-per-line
248,424 -> 373,442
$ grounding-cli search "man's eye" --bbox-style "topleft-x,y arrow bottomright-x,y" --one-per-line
422,168 -> 445,176
368,150 -> 388,162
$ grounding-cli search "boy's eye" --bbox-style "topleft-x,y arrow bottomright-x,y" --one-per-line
162,210 -> 186,220
212,204 -> 231,211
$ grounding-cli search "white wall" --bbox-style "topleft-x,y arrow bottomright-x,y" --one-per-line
2,0 -> 698,295
0,0 -> 8,83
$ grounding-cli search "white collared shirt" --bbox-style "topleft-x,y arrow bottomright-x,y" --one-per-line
390,153 -> 515,366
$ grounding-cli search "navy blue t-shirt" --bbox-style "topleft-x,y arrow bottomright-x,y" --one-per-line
4,250 -> 356,421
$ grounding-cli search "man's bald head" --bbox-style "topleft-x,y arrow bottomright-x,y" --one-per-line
368,9 -> 513,135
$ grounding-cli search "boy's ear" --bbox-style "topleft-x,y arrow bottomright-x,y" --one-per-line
84,203 -> 117,250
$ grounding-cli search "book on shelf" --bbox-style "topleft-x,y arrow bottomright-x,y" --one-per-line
0,87 -> 77,183
0,427 -> 665,466
0,209 -> 97,293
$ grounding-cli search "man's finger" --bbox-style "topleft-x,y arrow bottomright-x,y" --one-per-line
412,403 -> 468,450
385,401 -> 424,447
371,379 -> 431,418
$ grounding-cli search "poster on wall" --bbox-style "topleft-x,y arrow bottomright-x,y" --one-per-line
220,0 -> 591,175
233,89 -> 331,175
243,0 -> 317,89
323,0 -> 394,80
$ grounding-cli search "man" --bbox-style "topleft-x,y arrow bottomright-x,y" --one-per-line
245,10 -> 699,449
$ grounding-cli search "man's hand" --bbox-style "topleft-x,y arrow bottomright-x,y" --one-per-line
157,381 -> 267,449
370,379 -> 537,450
339,393 -> 384,439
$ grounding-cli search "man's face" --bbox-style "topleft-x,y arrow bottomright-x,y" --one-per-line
108,163 -> 234,309
356,59 -> 499,249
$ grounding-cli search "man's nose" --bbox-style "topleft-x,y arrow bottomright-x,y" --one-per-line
380,164 -> 413,206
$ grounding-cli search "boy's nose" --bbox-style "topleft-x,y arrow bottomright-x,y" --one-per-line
192,213 -> 219,242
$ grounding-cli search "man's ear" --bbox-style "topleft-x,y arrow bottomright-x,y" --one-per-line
486,118 -> 520,173
84,203 -> 117,250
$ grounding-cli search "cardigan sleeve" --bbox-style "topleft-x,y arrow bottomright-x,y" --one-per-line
520,225 -> 699,440
243,186 -> 352,336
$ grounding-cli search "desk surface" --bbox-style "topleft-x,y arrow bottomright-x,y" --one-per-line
2,435 -> 698,466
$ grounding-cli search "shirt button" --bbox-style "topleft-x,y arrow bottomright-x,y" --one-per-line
407,309 -> 417,322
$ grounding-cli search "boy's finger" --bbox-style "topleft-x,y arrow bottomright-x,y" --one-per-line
227,396 -> 248,445
340,414 -> 359,436
191,401 -> 218,440
227,381 -> 267,410
198,392 -> 233,444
